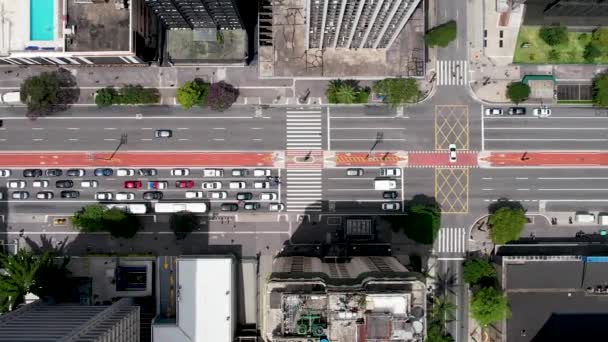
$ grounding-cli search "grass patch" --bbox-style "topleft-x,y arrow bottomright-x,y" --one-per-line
514,26 -> 608,64
557,100 -> 593,104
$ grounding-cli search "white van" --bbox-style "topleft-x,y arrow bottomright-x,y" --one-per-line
374,179 -> 397,190
575,213 -> 595,224
599,214 -> 608,225
1,92 -> 20,104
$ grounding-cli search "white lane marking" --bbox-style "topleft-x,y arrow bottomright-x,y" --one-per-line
68,139 -> 79,142
250,127 -> 264,130
140,138 -> 152,141
66,128 -> 80,130
330,127 -> 406,130
213,138 -> 225,141
176,128 -> 189,130
482,177 -> 492,180
213,127 -> 226,130
104,138 -> 117,141
538,177 -> 608,180
103,127 -> 117,130
252,139 -> 263,141
141,128 -> 153,130
178,138 -> 189,141
515,177 -> 528,180
517,188 -> 530,191
481,188 -> 494,191
32,127 -> 44,130
286,111 -> 321,114
32,138 -> 44,141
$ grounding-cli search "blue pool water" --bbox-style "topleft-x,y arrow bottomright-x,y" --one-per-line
30,0 -> 54,41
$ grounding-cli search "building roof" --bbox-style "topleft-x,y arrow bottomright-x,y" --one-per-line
153,256 -> 235,342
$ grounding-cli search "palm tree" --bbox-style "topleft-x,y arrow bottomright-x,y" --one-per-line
431,295 -> 457,323
335,84 -> 357,104
325,79 -> 344,103
0,250 -> 42,311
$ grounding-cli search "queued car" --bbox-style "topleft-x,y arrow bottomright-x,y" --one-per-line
268,203 -> 285,211
208,191 -> 227,199
236,192 -> 253,201
231,169 -> 248,177
94,168 -> 113,177
12,191 -> 29,199
45,169 -> 62,177
260,193 -> 278,201
508,107 -> 526,115
147,181 -> 168,190
143,191 -> 163,200
253,169 -> 271,177
346,168 -> 364,176
95,192 -> 113,201
155,129 -> 172,138
55,180 -> 74,188
138,168 -> 158,176
66,169 -> 86,177
23,169 -> 42,177
533,107 -> 552,118
380,168 -> 401,177
449,144 -> 457,163
220,203 -> 239,211
171,168 -> 190,176
484,108 -> 503,116
116,192 -> 135,201
383,191 -> 398,199
117,169 -> 135,177
124,180 -> 142,189
60,190 -> 80,199
7,180 -> 25,188
244,202 -> 260,210
36,191 -> 53,200
203,169 -> 223,177
176,180 -> 194,189
32,180 -> 49,188
203,182 -> 222,189
185,191 -> 204,199
81,180 -> 98,188
0,169 -> 11,177
230,181 -> 247,189
381,202 -> 401,211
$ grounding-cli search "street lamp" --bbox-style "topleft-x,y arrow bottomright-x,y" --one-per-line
367,132 -> 384,159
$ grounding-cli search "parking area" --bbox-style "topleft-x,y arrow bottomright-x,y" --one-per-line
0,167 -> 284,214
323,167 -> 404,214
557,83 -> 592,101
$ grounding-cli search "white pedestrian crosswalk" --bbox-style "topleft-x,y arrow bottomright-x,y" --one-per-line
286,110 -> 323,150
436,60 -> 468,86
286,168 -> 323,212
436,227 -> 467,255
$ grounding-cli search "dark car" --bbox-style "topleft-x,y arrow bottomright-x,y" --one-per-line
66,169 -> 86,177
508,107 -> 526,115
138,168 -> 158,176
220,203 -> 239,211
244,202 -> 260,210
94,168 -> 113,177
143,191 -> 163,200
60,190 -> 79,199
56,180 -> 74,188
236,192 -> 253,201
383,191 -> 398,199
45,169 -> 63,177
23,169 -> 42,177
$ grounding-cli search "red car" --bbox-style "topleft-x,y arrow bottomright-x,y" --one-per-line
124,180 -> 142,189
176,180 -> 194,189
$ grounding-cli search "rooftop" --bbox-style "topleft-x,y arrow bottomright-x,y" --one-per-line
521,0 -> 608,27
165,29 -> 247,64
504,256 -> 608,342
66,0 -> 131,52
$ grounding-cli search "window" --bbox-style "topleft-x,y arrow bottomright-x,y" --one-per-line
500,30 -> 504,38
484,29 -> 487,38
499,40 -> 503,48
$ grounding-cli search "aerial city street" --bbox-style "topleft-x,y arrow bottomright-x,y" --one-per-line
0,0 -> 607,341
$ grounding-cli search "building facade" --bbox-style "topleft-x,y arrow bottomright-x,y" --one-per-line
0,298 -> 140,342
306,0 -> 421,49
145,0 -> 243,30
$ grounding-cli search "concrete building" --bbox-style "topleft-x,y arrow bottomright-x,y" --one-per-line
306,0 -> 421,49
264,256 -> 426,342
521,0 -> 608,26
144,0 -> 243,30
0,0 -> 155,66
152,256 -> 237,342
0,298 -> 140,342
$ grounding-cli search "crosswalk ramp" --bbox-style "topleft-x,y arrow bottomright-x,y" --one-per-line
436,227 -> 467,257
436,60 -> 467,86
286,109 -> 323,150
286,169 -> 323,212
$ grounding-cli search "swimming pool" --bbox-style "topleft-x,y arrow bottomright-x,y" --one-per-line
30,0 -> 54,41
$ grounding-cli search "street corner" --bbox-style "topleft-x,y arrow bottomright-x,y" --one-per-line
435,168 -> 469,214
333,151 -> 407,167
434,104 -> 469,150
408,151 -> 479,168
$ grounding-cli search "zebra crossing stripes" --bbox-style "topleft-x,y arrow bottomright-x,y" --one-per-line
436,227 -> 467,255
286,169 -> 323,212
286,110 -> 323,150
436,60 -> 468,86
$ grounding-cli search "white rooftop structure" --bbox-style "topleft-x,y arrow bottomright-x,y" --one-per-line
153,256 -> 236,342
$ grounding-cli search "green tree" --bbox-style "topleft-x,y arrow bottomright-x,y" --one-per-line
488,207 -> 527,244
95,87 -> 117,107
431,295 -> 457,321
372,78 -> 420,107
584,43 -> 602,62
20,72 -> 60,115
0,250 -> 41,311
325,79 -> 362,104
592,27 -> 608,46
547,49 -> 560,61
539,26 -> 568,46
176,81 -> 210,109
170,211 -> 199,240
392,204 -> 440,244
470,287 -> 511,327
71,204 -> 107,232
506,82 -> 530,104
425,20 -> 457,47
117,85 -> 160,104
593,74 -> 608,107
71,205 -> 140,239
463,258 -> 496,285
426,321 -> 454,342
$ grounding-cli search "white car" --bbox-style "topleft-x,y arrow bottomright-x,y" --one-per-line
95,192 -> 113,200
533,107 -> 551,118
115,192 -> 135,201
484,108 -> 503,116
382,202 -> 401,211
449,144 -> 457,163
32,180 -> 49,188
230,181 -> 247,189
202,182 -> 222,189
7,180 -> 25,188
171,168 -> 190,176
208,191 -> 228,199
0,170 -> 11,177
116,169 -> 135,177
81,180 -> 99,188
269,203 -> 285,211
12,191 -> 29,199
254,181 -> 270,189
231,169 -> 248,177
185,191 -> 205,199
260,192 -> 278,201
253,169 -> 271,177
203,169 -> 223,177
380,168 -> 401,177
36,191 -> 53,200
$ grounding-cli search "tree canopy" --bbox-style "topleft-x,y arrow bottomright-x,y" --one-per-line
71,205 -> 141,239
425,21 -> 457,47
539,26 -> 568,46
426,296 -> 456,342
488,207 -> 527,244
372,78 -> 420,107
170,211 -> 199,240
463,258 -> 497,285
208,81 -> 239,111
176,80 -> 210,109
20,72 -> 60,115
506,82 -> 530,104
593,74 -> 608,107
390,202 -> 441,244
325,79 -> 369,104
470,287 -> 511,327
94,85 -> 159,107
